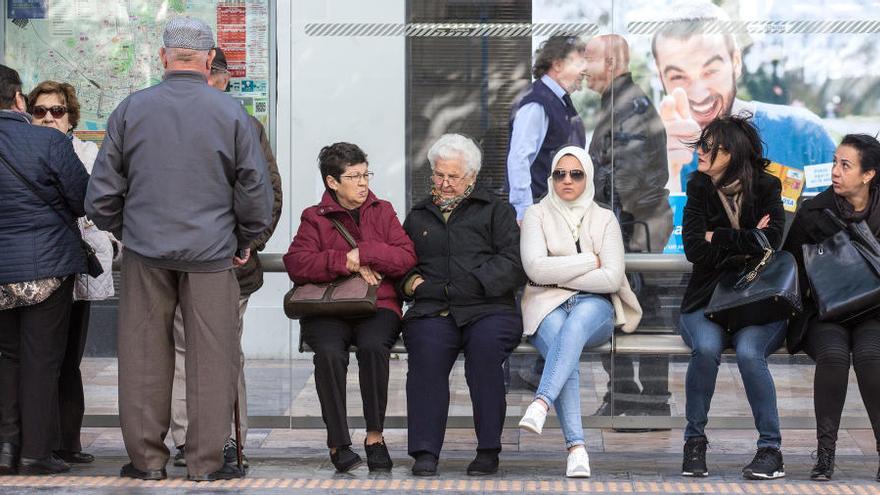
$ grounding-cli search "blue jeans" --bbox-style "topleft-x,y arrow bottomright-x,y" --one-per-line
529,294 -> 614,448
679,310 -> 786,449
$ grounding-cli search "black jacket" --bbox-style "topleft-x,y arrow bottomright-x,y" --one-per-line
781,187 -> 880,352
0,111 -> 89,284
401,187 -> 526,326
680,171 -> 785,313
589,73 -> 669,219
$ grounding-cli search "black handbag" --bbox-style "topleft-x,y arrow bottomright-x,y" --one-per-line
283,218 -> 378,319
0,151 -> 103,278
803,209 -> 880,323
705,230 -> 802,331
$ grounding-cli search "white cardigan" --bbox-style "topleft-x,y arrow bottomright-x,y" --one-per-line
519,199 -> 643,336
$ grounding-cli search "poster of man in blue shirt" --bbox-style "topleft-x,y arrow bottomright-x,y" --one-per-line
649,0 -> 836,252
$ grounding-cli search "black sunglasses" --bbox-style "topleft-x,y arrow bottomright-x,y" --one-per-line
32,105 -> 68,119
551,169 -> 586,182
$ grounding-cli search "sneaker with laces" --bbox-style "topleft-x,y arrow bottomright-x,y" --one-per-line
810,447 -> 834,481
518,401 -> 548,435
743,447 -> 785,480
682,436 -> 708,477
223,438 -> 249,469
173,445 -> 186,467
565,447 -> 591,478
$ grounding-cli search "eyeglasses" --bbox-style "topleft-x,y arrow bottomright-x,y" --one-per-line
32,105 -> 67,119
431,173 -> 467,186
340,172 -> 374,182
551,169 -> 586,182
696,139 -> 725,154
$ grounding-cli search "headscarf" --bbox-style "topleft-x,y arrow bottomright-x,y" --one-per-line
543,146 -> 595,241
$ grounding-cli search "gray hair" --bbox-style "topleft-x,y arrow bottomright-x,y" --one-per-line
427,133 -> 482,176
165,47 -> 209,64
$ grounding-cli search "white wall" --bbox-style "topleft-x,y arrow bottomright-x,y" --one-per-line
242,0 -> 407,359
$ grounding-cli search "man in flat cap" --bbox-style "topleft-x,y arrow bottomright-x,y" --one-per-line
86,17 -> 272,481
167,46 -> 284,469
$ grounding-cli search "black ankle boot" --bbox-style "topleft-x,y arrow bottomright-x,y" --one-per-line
329,446 -> 363,473
466,448 -> 500,476
810,447 -> 835,481
364,440 -> 392,472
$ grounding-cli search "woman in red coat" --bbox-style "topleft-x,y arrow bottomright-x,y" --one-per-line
283,142 -> 416,473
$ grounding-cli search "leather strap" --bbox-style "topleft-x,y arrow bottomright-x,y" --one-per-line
329,218 -> 358,249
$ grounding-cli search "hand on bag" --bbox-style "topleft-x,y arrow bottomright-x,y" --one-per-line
358,266 -> 382,286
757,214 -> 770,230
411,276 -> 425,291
346,248 -> 360,272
233,248 -> 251,267
705,231 -> 714,242
659,88 -> 701,194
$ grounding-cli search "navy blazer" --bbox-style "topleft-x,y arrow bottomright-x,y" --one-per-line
0,111 -> 89,284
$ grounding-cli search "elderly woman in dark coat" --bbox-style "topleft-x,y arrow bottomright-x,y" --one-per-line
401,133 -> 526,477
783,134 -> 880,482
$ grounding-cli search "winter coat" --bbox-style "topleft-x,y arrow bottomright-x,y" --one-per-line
283,190 -> 416,318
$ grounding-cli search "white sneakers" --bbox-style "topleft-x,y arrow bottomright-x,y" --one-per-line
518,401 -> 548,435
566,447 -> 591,478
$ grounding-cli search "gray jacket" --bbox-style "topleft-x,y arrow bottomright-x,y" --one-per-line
86,71 -> 272,272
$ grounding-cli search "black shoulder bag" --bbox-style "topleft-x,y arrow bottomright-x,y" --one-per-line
705,229 -> 802,331
0,152 -> 103,278
803,209 -> 880,323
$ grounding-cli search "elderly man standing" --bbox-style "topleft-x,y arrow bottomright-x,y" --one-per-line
86,17 -> 272,482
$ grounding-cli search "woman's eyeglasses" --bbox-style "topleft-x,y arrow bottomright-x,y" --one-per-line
551,169 -> 586,182
339,172 -> 374,182
431,173 -> 467,186
32,105 -> 68,119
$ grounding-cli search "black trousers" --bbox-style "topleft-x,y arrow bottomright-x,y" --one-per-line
59,300 -> 90,452
0,277 -> 73,458
301,308 -> 400,449
804,317 -> 880,452
404,311 -> 522,458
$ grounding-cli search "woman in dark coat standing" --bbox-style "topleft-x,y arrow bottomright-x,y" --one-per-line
783,134 -> 880,482
401,133 -> 526,477
284,143 -> 417,473
678,115 -> 787,480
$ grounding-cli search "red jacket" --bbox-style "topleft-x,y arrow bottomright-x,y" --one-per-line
283,190 -> 417,318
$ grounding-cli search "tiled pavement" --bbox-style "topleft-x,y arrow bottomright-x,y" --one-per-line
3,356 -> 877,493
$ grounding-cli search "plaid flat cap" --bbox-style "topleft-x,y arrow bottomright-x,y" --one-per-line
163,16 -> 214,51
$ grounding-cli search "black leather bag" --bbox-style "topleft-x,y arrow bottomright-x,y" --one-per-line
283,218 -> 378,320
803,209 -> 880,323
705,230 -> 802,331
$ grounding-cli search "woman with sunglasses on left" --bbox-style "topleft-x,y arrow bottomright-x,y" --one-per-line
26,81 -> 118,466
517,146 -> 642,478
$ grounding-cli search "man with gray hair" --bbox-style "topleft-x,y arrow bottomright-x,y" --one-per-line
86,16 -> 272,481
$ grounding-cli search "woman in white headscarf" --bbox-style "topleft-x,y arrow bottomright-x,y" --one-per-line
517,146 -> 642,478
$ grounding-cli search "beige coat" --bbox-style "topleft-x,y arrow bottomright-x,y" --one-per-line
519,199 -> 642,336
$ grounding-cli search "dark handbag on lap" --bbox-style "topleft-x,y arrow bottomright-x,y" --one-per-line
705,230 -> 802,331
283,218 -> 378,319
803,209 -> 880,323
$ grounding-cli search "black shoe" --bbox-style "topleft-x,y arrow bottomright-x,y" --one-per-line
19,454 -> 70,475
173,445 -> 186,467
329,446 -> 363,473
0,443 -> 18,475
55,450 -> 94,464
810,447 -> 835,481
743,447 -> 785,480
411,451 -> 438,477
120,462 -> 167,480
682,436 -> 709,477
365,440 -> 393,472
187,462 -> 244,482
223,439 -> 249,469
466,449 -> 499,476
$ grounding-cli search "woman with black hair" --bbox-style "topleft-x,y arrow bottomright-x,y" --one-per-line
783,134 -> 880,482
678,115 -> 787,480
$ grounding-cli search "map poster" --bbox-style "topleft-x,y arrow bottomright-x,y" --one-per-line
4,0 -> 271,142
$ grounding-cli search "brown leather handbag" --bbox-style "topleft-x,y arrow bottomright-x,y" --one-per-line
283,218 -> 378,319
